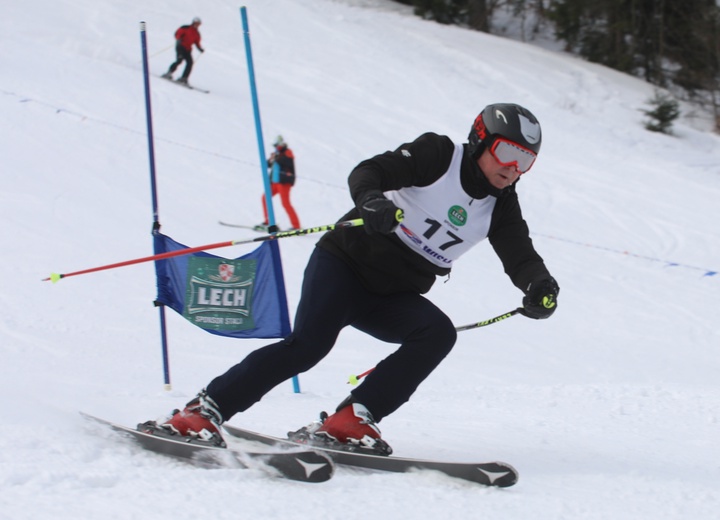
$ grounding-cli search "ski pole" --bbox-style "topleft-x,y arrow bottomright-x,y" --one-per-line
347,308 -> 522,385
43,218 -> 364,283
453,307 -> 521,331
149,43 -> 174,58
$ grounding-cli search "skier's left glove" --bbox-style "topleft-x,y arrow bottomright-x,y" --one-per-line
520,277 -> 559,319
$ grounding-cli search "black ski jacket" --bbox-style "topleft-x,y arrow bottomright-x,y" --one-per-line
317,132 -> 551,295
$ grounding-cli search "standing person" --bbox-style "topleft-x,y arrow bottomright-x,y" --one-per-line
149,103 -> 559,453
255,136 -> 301,232
161,17 -> 205,86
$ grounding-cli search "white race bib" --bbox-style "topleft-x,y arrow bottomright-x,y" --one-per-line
386,144 -> 496,268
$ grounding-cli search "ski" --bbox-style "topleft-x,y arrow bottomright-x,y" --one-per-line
218,221 -> 263,231
223,424 -> 518,487
158,75 -> 210,93
181,84 -> 210,94
80,413 -> 334,483
218,221 -> 302,234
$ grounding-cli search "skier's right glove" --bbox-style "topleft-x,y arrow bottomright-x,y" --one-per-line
520,277 -> 559,319
358,192 -> 404,235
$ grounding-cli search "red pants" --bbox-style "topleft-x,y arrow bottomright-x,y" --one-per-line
261,183 -> 300,229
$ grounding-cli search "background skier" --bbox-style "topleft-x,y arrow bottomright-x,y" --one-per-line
162,17 -> 205,85
255,135 -> 301,231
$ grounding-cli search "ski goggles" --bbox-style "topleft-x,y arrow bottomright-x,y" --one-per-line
489,138 -> 537,173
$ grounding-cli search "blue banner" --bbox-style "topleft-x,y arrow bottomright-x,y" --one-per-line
153,233 -> 291,339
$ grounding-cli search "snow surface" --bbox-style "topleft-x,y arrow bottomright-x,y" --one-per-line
3,0 -> 720,518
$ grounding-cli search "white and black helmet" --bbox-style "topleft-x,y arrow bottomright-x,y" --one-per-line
468,103 -> 542,160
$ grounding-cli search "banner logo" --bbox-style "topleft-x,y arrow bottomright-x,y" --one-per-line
183,257 -> 257,332
217,263 -> 235,282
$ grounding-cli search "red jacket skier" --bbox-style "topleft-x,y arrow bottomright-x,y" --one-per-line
162,17 -> 205,85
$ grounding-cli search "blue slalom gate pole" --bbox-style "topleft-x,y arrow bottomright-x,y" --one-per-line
140,21 -> 172,390
240,7 -> 276,229
240,7 -> 300,393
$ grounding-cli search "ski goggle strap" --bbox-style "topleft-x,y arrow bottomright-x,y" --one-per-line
490,138 -> 537,173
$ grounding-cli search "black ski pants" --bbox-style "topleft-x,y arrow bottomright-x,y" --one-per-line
207,247 -> 457,422
169,44 -> 193,79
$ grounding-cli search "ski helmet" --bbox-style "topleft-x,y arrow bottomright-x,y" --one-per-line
192,17 -> 202,24
468,103 -> 542,160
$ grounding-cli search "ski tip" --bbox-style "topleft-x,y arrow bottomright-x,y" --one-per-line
479,462 -> 519,488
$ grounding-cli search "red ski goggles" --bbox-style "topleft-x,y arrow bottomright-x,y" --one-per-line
489,138 -> 537,173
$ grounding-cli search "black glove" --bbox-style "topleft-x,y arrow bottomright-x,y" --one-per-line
358,192 -> 403,235
520,277 -> 559,319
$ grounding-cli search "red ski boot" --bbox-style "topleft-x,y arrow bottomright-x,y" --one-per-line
159,391 -> 225,447
314,401 -> 391,454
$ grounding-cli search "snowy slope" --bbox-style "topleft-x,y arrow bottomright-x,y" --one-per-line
2,0 -> 720,518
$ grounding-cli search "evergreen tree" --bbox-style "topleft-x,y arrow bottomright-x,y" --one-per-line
642,91 -> 680,134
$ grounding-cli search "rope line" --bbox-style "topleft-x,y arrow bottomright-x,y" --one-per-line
533,232 -> 717,277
